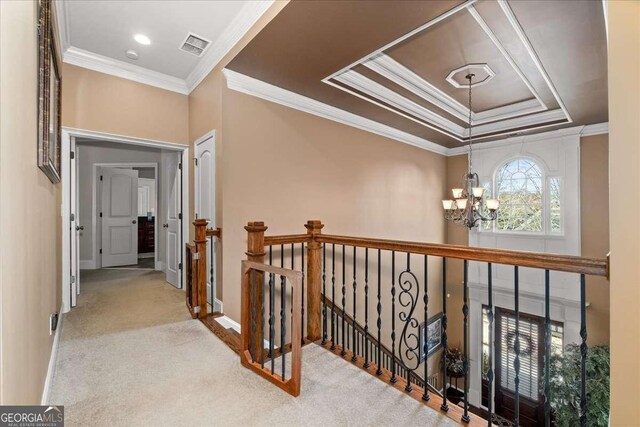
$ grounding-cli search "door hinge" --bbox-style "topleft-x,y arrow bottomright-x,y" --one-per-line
195,213 -> 198,219
70,213 -> 75,221
193,252 -> 200,260
100,175 -> 103,181
178,213 -> 182,220
99,212 -> 103,218
70,151 -> 75,160
178,262 -> 183,270
99,249 -> 103,254
71,275 -> 76,284
194,158 -> 198,166
178,163 -> 182,170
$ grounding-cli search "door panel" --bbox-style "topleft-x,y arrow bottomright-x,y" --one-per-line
196,134 -> 216,308
70,138 -> 78,307
101,167 -> 138,267
165,154 -> 180,287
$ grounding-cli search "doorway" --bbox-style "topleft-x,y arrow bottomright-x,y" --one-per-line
61,128 -> 190,313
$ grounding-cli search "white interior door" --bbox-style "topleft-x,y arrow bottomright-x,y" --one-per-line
165,155 -> 180,287
196,133 -> 216,309
137,178 -> 156,217
70,139 -> 79,307
101,167 -> 139,267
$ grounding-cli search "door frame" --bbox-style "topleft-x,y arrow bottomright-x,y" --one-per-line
61,127 -> 190,313
93,163 -> 158,269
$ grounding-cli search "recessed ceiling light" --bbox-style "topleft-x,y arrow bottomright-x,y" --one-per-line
125,49 -> 139,60
134,34 -> 151,45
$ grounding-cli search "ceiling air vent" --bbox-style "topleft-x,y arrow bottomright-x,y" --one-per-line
179,33 -> 211,57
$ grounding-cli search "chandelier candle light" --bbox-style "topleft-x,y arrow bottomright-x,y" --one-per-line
443,73 -> 499,229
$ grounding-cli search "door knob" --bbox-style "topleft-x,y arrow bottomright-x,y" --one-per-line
76,225 -> 84,231
163,223 -> 169,228
132,220 -> 137,224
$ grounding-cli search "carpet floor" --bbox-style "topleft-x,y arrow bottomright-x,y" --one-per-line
49,269 -> 457,427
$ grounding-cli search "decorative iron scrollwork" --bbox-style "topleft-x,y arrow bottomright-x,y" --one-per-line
398,269 -> 421,372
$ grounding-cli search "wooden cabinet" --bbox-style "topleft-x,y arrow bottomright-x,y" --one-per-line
138,216 -> 155,254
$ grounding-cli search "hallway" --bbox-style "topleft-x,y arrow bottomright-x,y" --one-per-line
49,269 -> 456,426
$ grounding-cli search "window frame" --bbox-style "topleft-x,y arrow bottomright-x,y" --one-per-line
480,156 -> 564,237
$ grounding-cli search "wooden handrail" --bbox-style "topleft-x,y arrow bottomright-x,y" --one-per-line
316,234 -> 608,277
263,234 -> 310,245
206,227 -> 222,238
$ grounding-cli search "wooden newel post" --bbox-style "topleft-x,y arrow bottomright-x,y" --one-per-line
245,221 -> 267,362
194,218 -> 208,319
305,220 -> 324,341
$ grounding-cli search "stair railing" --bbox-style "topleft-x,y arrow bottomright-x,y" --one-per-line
185,219 -> 221,319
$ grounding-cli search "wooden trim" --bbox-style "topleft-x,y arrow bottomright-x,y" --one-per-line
240,260 -> 303,397
318,342 -> 491,427
316,234 -> 608,277
305,220 -> 324,341
194,219 -> 208,319
185,243 -> 198,318
263,234 -> 311,246
206,227 -> 222,238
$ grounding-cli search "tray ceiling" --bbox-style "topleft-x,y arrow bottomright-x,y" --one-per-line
226,0 -> 608,149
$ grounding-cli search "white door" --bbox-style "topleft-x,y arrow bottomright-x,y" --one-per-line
165,155 -> 180,287
101,167 -> 139,267
70,139 -> 79,307
195,132 -> 216,308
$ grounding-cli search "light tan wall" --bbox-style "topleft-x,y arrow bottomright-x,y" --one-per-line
0,0 -> 62,404
580,134 -> 609,346
62,64 -> 189,145
608,1 -> 640,423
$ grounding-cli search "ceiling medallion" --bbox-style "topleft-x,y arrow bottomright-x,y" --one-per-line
443,73 -> 499,229
446,63 -> 495,89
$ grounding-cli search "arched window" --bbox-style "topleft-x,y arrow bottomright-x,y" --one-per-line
494,158 -> 544,232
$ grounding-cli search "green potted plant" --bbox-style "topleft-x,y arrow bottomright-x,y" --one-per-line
550,344 -> 610,427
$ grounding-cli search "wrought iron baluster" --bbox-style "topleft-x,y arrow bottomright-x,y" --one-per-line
322,243 -> 327,345
441,257 -> 449,412
462,260 -> 470,423
487,263 -> 494,427
376,249 -> 382,375
301,242 -> 305,345
580,274 -> 587,427
269,272 -> 275,375
352,246 -> 358,362
281,273 -> 286,381
422,254 -> 429,401
261,268 -> 265,370
391,251 -> 397,383
291,244 -> 294,346
544,269 -> 551,427
341,245 -> 347,356
209,235 -> 214,312
331,244 -> 336,351
398,252 -> 420,393
250,269 -> 257,362
514,266 -> 520,427
364,248 -> 370,368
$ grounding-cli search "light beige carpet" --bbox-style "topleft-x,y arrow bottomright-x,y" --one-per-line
49,269 -> 457,427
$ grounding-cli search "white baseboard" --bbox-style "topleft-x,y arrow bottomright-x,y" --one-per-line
79,260 -> 96,270
138,253 -> 154,259
213,298 -> 223,313
214,315 -> 240,333
41,312 -> 64,405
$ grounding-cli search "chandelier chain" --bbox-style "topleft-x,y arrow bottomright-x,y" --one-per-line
467,74 -> 473,176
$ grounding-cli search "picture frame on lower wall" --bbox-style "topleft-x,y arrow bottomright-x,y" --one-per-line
419,312 -> 443,362
37,0 -> 62,183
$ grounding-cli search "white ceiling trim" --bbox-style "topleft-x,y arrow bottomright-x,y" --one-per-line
223,69 -> 450,155
63,47 -> 190,94
185,0 -> 275,93
55,0 -> 274,95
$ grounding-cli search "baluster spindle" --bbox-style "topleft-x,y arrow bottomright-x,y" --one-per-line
391,251 -> 397,383
422,254 -> 429,401
364,248 -> 370,368
441,257 -> 449,412
580,274 -> 587,427
487,263 -> 494,427
301,242 -> 305,345
291,244 -> 294,346
352,246 -> 358,362
261,269 -> 265,370
376,249 -> 383,376
544,269 -> 551,427
322,243 -> 327,345
250,269 -> 257,361
209,235 -> 214,312
514,266 -> 520,427
281,273 -> 286,381
269,272 -> 275,375
462,260 -> 470,423
331,244 -> 336,351
405,252 -> 412,393
341,245 -> 347,356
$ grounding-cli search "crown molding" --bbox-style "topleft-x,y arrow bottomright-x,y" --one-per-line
223,69 -> 449,155
446,122 -> 609,156
63,47 -> 189,94
56,0 -> 273,95
185,0 -> 274,93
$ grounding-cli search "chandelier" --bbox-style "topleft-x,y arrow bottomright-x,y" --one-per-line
442,73 -> 499,229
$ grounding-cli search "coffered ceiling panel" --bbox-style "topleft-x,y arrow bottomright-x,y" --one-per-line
226,0 -> 607,149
